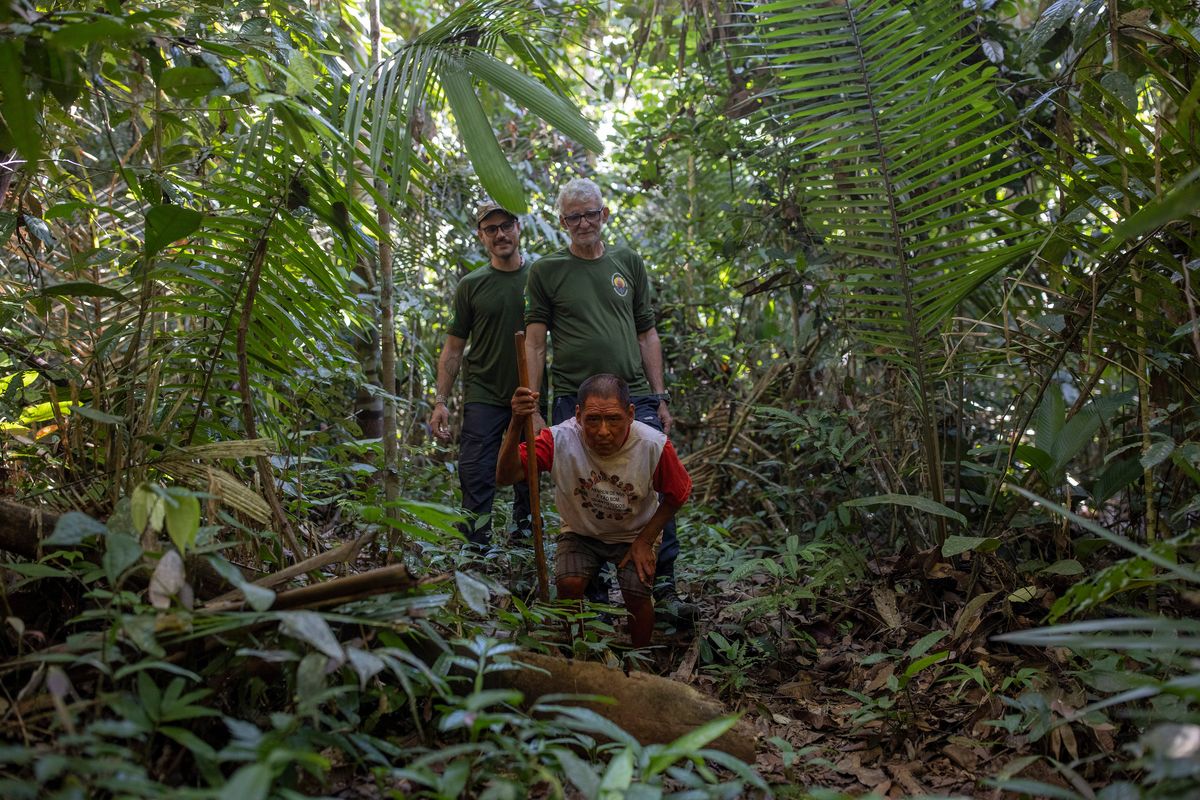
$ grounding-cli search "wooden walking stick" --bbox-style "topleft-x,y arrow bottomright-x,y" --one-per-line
515,331 -> 550,602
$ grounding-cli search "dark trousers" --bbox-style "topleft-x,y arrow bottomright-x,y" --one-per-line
459,403 -> 531,546
552,394 -> 680,595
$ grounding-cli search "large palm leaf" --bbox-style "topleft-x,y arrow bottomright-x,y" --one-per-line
346,0 -> 602,212
754,0 -> 1036,524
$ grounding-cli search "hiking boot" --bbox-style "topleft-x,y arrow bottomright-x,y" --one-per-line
654,587 -> 700,629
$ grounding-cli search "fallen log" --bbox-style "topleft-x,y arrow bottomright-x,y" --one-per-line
497,650 -> 758,762
0,498 -> 54,558
0,499 -> 235,598
204,562 -> 416,612
204,529 -> 379,605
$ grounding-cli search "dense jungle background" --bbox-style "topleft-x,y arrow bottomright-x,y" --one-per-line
3,0 -> 1200,797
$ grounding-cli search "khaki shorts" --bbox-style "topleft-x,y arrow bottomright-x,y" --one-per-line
555,533 -> 657,600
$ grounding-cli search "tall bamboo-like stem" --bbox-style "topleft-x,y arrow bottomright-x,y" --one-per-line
1105,0 -> 1156,544
370,0 -> 401,547
237,188 -> 305,560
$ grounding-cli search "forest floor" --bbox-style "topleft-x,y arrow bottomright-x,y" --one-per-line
618,545 -> 1108,799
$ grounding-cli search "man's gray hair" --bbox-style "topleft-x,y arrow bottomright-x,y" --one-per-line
555,177 -> 604,213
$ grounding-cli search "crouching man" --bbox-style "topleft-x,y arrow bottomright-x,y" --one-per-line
496,374 -> 692,647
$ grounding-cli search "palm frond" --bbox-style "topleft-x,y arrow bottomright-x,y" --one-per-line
753,0 -> 1036,519
348,0 -> 601,211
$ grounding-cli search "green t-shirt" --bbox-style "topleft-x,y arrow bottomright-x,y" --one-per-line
524,245 -> 655,396
448,261 -> 530,407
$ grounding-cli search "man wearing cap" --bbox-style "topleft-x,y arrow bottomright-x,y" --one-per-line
523,177 -> 698,624
430,201 -> 535,546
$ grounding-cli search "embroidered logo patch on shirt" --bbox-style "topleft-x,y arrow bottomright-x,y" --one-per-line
611,273 -> 628,297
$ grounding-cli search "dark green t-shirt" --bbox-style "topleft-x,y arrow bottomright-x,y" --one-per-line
448,261 -> 530,407
524,245 -> 655,396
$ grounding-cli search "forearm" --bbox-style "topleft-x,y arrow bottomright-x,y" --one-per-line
495,418 -> 526,486
435,337 -> 466,398
637,327 -> 665,394
635,498 -> 681,546
524,323 -> 547,393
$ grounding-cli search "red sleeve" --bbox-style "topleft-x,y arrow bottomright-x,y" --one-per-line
518,428 -> 555,472
652,440 -> 691,507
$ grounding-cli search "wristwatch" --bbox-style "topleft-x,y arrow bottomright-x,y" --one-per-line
652,392 -> 671,405
434,394 -> 449,406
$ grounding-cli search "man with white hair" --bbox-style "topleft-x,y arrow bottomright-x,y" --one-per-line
522,177 -> 697,625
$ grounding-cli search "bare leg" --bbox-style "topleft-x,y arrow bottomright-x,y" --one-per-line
557,576 -> 588,600
624,595 -> 655,648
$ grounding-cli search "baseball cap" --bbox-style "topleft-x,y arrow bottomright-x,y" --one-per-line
474,200 -> 518,227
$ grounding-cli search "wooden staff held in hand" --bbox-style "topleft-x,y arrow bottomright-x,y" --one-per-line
511,331 -> 550,601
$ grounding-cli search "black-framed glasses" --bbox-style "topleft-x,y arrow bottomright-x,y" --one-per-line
480,219 -> 517,236
561,208 -> 603,227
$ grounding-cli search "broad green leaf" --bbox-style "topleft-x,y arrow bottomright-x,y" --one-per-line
1008,586 -> 1039,603
942,535 -> 1000,558
158,66 -> 222,99
159,726 -> 217,761
1108,167 -> 1200,247
50,18 -> 141,48
164,492 -> 200,555
842,493 -> 966,527
1140,438 -> 1176,471
553,748 -> 601,797
903,649 -> 949,679
103,531 -> 143,584
2,563 -> 72,579
1020,0 -> 1083,62
464,51 -> 601,153
1034,390 -> 1064,456
907,630 -> 949,660
74,406 -> 124,425
1014,444 -> 1053,476
278,611 -> 344,664
1092,457 -> 1141,503
0,42 -> 41,164
346,647 -> 386,689
207,556 -> 275,611
144,205 -> 203,257
222,763 -> 272,800
1051,404 -> 1104,476
436,60 -> 526,213
0,212 -> 19,246
132,483 -> 165,534
1043,559 -> 1084,576
1099,71 -> 1137,111
597,746 -> 634,797
455,570 -> 491,615
45,511 -> 108,546
646,715 -> 740,776
18,400 -> 77,425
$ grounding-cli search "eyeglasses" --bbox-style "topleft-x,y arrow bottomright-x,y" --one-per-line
561,208 -> 603,227
480,219 -> 517,236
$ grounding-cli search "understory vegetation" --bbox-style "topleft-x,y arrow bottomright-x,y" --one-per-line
2,0 -> 1200,797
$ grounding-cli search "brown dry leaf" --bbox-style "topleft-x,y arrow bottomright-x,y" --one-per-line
1120,7 -> 1152,25
779,675 -> 815,701
888,762 -> 926,795
872,585 -> 903,629
864,662 -> 896,694
952,590 -> 999,640
942,743 -> 978,771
